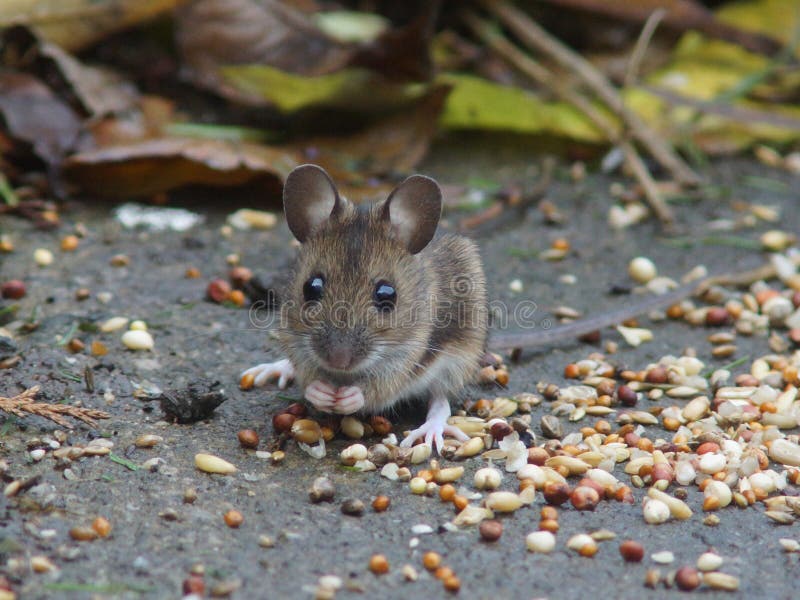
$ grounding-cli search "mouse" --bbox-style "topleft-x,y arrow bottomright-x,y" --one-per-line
241,164 -> 710,451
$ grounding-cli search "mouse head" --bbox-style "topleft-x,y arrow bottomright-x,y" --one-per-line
279,164 -> 441,379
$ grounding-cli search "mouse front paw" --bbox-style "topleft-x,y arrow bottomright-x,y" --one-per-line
304,380 -> 338,412
333,386 -> 365,415
241,358 -> 295,389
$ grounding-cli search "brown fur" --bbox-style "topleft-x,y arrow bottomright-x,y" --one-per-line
279,200 -> 488,413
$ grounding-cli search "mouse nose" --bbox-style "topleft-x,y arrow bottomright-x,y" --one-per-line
327,346 -> 353,370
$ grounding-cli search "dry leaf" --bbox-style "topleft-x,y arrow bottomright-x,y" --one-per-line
0,0 -> 183,53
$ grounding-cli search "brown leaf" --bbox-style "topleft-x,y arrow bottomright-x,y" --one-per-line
0,70 -> 82,165
175,0 -> 354,105
0,0 -> 184,53
1,25 -> 138,118
63,137 -> 299,197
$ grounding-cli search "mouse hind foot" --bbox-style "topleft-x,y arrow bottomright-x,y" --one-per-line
399,395 -> 469,453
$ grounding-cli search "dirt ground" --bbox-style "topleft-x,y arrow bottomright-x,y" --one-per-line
1,140 -> 799,599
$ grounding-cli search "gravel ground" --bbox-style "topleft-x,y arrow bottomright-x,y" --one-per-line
1,142 -> 799,599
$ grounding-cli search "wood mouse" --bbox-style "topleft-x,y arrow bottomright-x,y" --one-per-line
242,164 -> 709,450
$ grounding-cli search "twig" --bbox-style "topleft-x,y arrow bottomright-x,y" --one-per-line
463,11 -> 674,225
458,157 -> 554,231
0,386 -> 110,428
624,9 -> 667,88
479,0 -> 701,187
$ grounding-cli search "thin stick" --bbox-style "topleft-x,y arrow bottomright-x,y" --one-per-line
625,8 -> 667,88
463,11 -> 674,225
480,0 -> 701,187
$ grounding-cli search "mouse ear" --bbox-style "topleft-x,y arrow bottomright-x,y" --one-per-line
283,164 -> 342,242
381,175 -> 442,254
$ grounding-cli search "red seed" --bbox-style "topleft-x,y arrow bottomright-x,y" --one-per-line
570,486 -> 600,511
479,520 -> 503,542
696,442 -> 720,455
272,413 -> 296,433
619,540 -> 644,562
617,385 -> 638,407
705,307 -> 730,327
229,266 -> 253,287
1,279 -> 25,299
207,279 -> 231,303
490,421 -> 513,441
543,481 -> 571,506
285,402 -> 308,418
237,429 -> 259,449
675,566 -> 700,591
645,366 -> 668,384
183,574 -> 205,595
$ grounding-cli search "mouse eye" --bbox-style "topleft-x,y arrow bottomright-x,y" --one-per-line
373,281 -> 396,311
303,275 -> 325,303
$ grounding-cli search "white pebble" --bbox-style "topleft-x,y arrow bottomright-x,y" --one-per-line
526,530 -> 555,553
643,498 -> 671,524
697,552 -> 724,571
628,257 -> 657,283
33,248 -> 53,266
122,330 -> 154,351
509,279 -> 523,293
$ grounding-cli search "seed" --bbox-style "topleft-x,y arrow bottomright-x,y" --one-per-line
645,568 -> 661,588
443,575 -> 461,593
711,344 -> 737,358
410,477 -> 427,495
369,415 -> 392,435
195,453 -> 236,474
570,486 -> 600,511
697,552 -> 723,571
474,467 -> 502,490
227,289 -> 246,307
526,530 -> 555,553
567,533 -> 598,557
207,279 -> 231,303
337,416 -> 363,439
545,455 -> 589,476
183,488 -> 197,504
340,443 -> 368,466
456,436 -> 485,458
479,520 -> 503,542
372,495 -> 390,512
453,495 -> 469,512
629,257 -> 657,283
88,516 -> 111,538
439,484 -> 456,502
540,415 -> 563,439
309,477 -> 335,503
229,266 -> 253,287
617,385 -> 638,406
647,488 -> 692,520
272,412 -> 295,433
341,499 -> 365,516
410,444 -> 432,464
135,434 -> 162,448
543,482 -> 570,506
651,551 -> 674,564
31,555 -> 56,573
643,498 -> 670,524
704,480 -> 732,508
231,429 -> 259,450
675,566 -> 700,591
34,248 -> 53,266
485,491 -> 524,513
769,438 -> 800,467
698,452 -> 726,474
224,510 -> 243,528
70,526 -> 98,541
291,419 -> 322,444
121,330 -> 154,351
1,279 -> 25,299
619,540 -> 644,562
185,267 -> 201,278
422,552 -> 442,571
705,307 -> 730,326
779,538 -> 800,552
368,554 -> 389,575
436,466 -> 465,484
109,254 -> 130,267
703,572 -> 739,591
